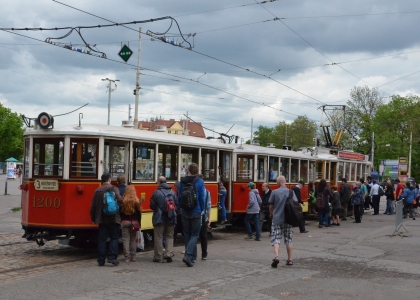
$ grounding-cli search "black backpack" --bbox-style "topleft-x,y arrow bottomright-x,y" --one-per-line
316,192 -> 326,211
160,190 -> 177,223
180,177 -> 199,211
285,190 -> 304,227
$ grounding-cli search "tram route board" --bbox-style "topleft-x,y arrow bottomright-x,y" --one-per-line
34,179 -> 59,191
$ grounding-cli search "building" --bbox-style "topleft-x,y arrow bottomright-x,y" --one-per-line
138,117 -> 206,138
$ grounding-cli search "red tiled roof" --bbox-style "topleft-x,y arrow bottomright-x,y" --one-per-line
137,119 -> 206,138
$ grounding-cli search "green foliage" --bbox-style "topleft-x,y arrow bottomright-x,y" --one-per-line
0,103 -> 24,161
372,95 -> 420,178
346,86 -> 384,154
253,116 -> 317,150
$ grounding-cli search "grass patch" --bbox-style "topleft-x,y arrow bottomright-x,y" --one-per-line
11,207 -> 21,212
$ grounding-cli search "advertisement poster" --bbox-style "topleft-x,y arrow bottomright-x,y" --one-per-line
378,159 -> 399,179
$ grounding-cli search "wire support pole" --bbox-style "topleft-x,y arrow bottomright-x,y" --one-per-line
101,78 -> 119,125
134,27 -> 142,129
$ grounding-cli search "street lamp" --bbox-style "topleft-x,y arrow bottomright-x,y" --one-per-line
101,78 -> 120,125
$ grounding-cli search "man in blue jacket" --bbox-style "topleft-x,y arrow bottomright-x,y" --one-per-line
178,163 -> 205,267
402,182 -> 418,220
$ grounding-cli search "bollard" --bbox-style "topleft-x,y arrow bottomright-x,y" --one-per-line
4,181 -> 7,195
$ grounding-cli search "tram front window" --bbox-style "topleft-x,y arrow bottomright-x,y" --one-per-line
33,138 -> 64,177
70,139 -> 98,178
24,139 -> 30,178
201,149 -> 216,181
237,156 -> 253,181
133,143 -> 155,180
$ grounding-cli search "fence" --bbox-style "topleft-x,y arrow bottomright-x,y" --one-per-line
392,200 -> 408,237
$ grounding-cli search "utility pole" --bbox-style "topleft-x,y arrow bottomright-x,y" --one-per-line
371,132 -> 375,172
128,104 -> 132,121
408,131 -> 413,177
133,27 -> 142,129
101,78 -> 119,125
285,123 -> 287,145
251,118 -> 253,144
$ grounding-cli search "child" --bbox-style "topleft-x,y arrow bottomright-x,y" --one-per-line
330,185 -> 341,226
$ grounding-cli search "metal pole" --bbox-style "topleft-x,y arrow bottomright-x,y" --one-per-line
285,123 -> 287,145
107,82 -> 112,125
408,131 -> 412,177
4,181 -> 7,195
134,27 -> 142,129
371,132 -> 375,172
251,118 -> 253,144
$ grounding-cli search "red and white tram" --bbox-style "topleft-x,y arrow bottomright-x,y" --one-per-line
20,121 -> 371,245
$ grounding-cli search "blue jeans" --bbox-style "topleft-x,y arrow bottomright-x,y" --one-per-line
219,190 -> 227,221
97,223 -> 120,264
319,210 -> 329,226
182,212 -> 202,261
384,199 -> 393,214
244,213 -> 260,239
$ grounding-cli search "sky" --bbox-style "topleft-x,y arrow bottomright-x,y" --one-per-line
0,0 -> 419,142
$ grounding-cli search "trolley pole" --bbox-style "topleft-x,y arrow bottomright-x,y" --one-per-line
133,27 -> 142,129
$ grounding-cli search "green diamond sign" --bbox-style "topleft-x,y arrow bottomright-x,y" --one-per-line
118,45 -> 133,63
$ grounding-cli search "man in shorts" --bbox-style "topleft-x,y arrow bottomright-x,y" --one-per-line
269,175 -> 298,268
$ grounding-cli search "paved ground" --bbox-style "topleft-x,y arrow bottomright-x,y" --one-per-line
1,174 -> 420,299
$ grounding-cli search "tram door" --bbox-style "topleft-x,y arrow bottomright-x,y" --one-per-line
104,140 -> 130,180
257,156 -> 267,182
219,151 -> 232,211
330,162 -> 337,187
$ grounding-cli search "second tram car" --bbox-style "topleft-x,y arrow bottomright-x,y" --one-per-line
20,121 -> 371,246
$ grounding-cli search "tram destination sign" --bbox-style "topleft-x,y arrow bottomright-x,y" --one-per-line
338,151 -> 367,161
34,179 -> 59,191
118,45 -> 133,63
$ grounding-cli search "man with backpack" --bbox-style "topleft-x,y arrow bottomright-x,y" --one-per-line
150,176 -> 178,263
90,173 -> 122,266
269,175 -> 298,268
178,163 -> 206,267
193,174 -> 212,261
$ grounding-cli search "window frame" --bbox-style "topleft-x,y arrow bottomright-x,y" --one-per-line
32,138 -> 65,179
69,138 -> 99,179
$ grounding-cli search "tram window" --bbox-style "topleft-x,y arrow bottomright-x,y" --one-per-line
133,142 -> 155,180
300,160 -> 308,183
345,163 -> 351,181
158,145 -> 178,180
70,139 -> 98,178
33,139 -> 64,177
325,162 -> 330,180
350,163 -> 356,181
338,162 -> 344,181
290,159 -> 299,183
280,158 -> 289,182
237,155 -> 253,181
360,164 -> 365,180
24,139 -> 30,178
221,152 -> 231,180
257,157 -> 265,181
104,145 -> 125,178
316,161 -> 323,180
201,149 -> 216,181
269,157 -> 279,182
181,147 -> 198,179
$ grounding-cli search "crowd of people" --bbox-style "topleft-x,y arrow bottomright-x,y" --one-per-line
89,164 -> 419,268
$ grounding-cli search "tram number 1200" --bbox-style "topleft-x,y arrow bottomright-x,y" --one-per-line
33,197 -> 61,209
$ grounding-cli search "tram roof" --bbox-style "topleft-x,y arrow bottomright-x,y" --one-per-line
232,144 -> 317,160
24,124 -> 233,150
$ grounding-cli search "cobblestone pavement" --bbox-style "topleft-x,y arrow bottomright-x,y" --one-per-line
2,173 -> 420,299
0,233 -> 96,284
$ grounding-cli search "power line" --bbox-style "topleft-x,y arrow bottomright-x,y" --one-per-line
254,0 -> 393,97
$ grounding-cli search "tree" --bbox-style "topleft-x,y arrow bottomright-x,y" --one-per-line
346,86 -> 384,154
0,103 -> 24,161
252,125 -> 274,147
372,95 -> 420,178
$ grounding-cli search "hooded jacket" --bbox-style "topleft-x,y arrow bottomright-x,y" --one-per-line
401,186 -> 418,204
247,189 -> 262,214
150,183 -> 178,226
178,175 -> 206,214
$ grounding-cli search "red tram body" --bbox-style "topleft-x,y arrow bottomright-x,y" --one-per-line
20,123 -> 370,246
